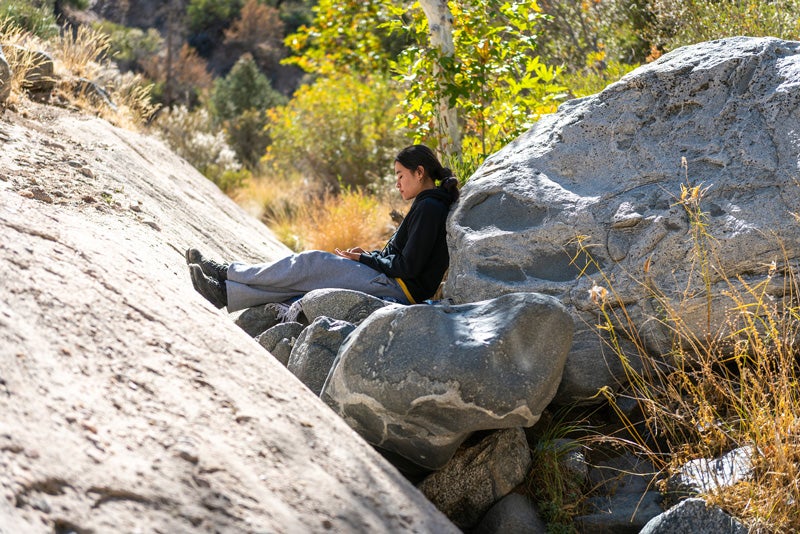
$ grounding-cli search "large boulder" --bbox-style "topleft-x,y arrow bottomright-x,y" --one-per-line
445,37 -> 800,403
321,292 -> 574,470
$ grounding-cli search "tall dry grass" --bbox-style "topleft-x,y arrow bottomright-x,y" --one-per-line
0,17 -> 48,105
48,25 -> 158,128
0,20 -> 157,128
233,177 -> 399,254
579,168 -> 800,532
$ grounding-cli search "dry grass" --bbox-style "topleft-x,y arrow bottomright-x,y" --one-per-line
0,21 -> 157,128
232,177 -> 399,253
0,17 -> 48,105
580,176 -> 800,532
48,25 -> 157,128
51,24 -> 110,79
298,188 -> 397,253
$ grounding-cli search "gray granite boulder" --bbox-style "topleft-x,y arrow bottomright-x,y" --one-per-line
639,498 -> 748,534
321,292 -> 573,470
288,316 -> 355,395
445,37 -> 800,403
234,303 -> 285,337
418,428 -> 532,530
0,46 -> 10,104
256,321 -> 305,365
299,288 -> 391,324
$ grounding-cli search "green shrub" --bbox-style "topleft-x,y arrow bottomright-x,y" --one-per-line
186,0 -> 243,34
210,53 -> 285,122
0,0 -> 57,39
209,53 -> 285,169
647,0 -> 800,52
92,20 -> 162,72
264,72 -> 407,191
226,108 -> 271,170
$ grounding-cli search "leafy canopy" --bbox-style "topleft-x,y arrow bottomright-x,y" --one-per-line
286,0 -> 565,172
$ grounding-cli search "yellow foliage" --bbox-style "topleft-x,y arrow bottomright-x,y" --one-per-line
232,177 -> 397,254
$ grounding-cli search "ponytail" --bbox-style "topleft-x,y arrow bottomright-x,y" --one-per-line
436,170 -> 460,204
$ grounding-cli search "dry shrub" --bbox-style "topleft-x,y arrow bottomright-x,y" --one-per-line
299,188 -> 396,254
0,17 -> 47,105
581,176 -> 800,532
44,24 -> 158,128
52,24 -> 110,79
231,175 -> 306,250
238,178 -> 397,254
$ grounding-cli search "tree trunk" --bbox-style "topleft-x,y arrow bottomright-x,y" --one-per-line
418,0 -> 461,158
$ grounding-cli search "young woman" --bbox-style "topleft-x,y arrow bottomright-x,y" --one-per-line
187,144 -> 460,312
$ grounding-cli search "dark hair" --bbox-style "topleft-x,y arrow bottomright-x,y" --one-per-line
395,144 -> 460,204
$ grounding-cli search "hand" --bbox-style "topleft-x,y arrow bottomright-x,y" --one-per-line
334,247 -> 364,261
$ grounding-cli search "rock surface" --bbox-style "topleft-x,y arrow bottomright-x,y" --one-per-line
322,292 -> 574,470
256,321 -> 305,366
668,445 -> 754,497
0,46 -> 10,103
575,452 -> 662,532
473,493 -> 546,534
299,288 -> 392,325
0,103 -> 456,532
445,37 -> 800,403
418,428 -> 532,529
639,497 -> 748,534
287,316 -> 355,396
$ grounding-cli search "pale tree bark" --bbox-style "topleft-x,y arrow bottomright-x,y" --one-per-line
418,0 -> 461,158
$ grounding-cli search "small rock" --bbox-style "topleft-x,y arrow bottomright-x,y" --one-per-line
299,288 -> 391,325
639,497 -> 747,534
667,445 -> 755,498
287,317 -> 354,396
575,491 -> 663,534
256,322 -> 305,366
473,493 -> 546,534
235,303 -> 285,338
418,428 -> 532,530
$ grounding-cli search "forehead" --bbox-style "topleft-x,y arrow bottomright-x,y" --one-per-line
395,161 -> 412,173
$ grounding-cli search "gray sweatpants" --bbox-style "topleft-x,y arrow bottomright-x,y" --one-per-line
225,250 -> 410,312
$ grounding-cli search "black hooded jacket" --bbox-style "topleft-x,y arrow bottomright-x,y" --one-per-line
358,187 -> 453,303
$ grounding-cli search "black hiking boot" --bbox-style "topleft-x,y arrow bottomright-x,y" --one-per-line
189,264 -> 228,309
185,248 -> 228,281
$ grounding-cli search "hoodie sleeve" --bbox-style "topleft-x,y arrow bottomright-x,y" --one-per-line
358,198 -> 446,279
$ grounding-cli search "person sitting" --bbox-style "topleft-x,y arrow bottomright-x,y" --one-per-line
187,144 -> 460,312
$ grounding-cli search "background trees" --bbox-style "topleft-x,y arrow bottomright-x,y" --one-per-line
5,0 -> 800,246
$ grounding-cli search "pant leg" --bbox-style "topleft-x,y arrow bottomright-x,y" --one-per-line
225,250 -> 409,311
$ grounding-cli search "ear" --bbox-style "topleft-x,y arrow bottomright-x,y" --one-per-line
416,165 -> 425,179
